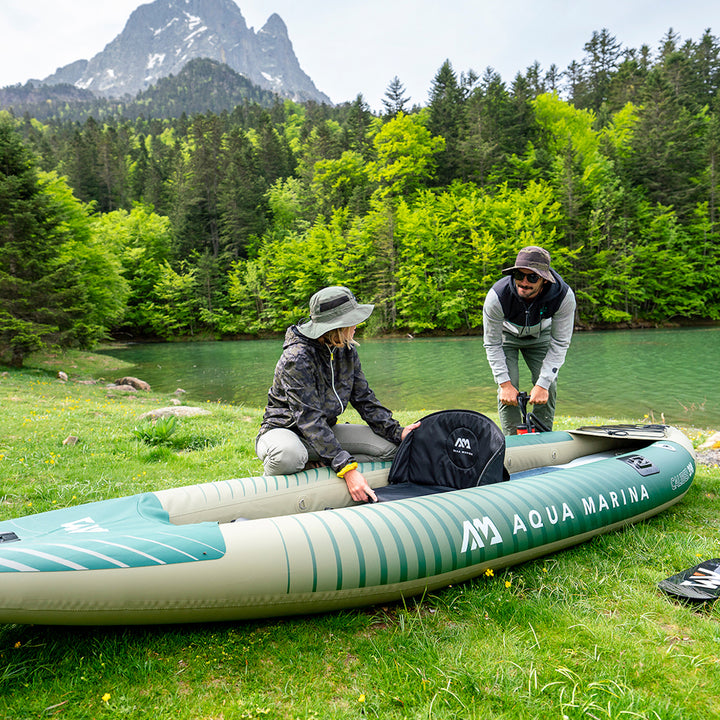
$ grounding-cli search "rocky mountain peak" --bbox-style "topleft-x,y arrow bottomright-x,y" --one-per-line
40,0 -> 330,104
261,13 -> 288,35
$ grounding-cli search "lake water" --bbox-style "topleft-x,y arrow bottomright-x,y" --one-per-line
98,326 -> 720,428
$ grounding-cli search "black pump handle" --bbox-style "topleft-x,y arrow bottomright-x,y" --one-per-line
515,390 -> 550,433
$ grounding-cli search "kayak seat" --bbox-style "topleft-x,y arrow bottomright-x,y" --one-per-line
375,409 -> 508,502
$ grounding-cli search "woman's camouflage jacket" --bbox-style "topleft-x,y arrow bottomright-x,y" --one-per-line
259,326 -> 402,472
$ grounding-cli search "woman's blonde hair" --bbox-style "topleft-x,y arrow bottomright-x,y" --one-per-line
320,326 -> 358,349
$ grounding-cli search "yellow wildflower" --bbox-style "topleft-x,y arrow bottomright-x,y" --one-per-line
102,693 -> 111,703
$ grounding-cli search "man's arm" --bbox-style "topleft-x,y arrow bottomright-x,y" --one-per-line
537,288 -> 576,389
482,289 -> 511,385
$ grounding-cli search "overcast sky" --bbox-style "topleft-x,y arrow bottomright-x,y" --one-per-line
0,0 -> 716,111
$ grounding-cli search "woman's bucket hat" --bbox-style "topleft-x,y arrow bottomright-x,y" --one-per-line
297,286 -> 374,339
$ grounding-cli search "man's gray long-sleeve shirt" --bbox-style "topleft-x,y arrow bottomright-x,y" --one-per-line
483,272 -> 576,389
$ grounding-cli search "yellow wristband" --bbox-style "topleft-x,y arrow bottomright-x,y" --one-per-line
337,462 -> 358,479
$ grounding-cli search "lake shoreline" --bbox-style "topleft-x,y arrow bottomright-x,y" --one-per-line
104,318 -> 720,347
92,327 -> 720,429
7,350 -> 720,468
8,345 -> 720,440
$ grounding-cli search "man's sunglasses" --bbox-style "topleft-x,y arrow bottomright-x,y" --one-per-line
511,269 -> 541,283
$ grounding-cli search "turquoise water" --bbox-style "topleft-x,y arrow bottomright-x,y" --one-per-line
99,326 -> 720,427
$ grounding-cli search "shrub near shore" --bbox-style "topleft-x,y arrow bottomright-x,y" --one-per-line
0,350 -> 719,720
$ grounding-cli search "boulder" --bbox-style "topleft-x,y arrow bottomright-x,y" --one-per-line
107,384 -> 137,393
139,406 -> 211,420
114,376 -> 151,391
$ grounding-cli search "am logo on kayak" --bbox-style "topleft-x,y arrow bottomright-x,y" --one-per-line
61,517 -> 109,533
461,482 -> 651,552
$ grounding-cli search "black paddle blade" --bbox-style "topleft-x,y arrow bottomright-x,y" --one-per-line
658,559 -> 720,602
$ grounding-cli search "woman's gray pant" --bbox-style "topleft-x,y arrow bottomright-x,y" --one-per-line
255,425 -> 399,476
497,332 -> 557,435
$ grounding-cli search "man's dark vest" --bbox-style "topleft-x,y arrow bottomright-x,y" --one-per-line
493,269 -> 570,336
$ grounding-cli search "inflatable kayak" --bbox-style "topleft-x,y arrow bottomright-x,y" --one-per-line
0,424 -> 695,625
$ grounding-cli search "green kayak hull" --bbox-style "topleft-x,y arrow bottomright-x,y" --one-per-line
0,425 -> 696,625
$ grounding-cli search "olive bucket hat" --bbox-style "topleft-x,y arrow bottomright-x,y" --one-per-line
297,286 -> 374,339
502,245 -> 556,283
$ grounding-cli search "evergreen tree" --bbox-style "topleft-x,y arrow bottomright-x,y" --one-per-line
544,64 -> 563,93
218,128 -> 268,258
500,74 -> 540,186
64,119 -> 103,206
582,28 -> 624,113
382,76 -> 410,117
255,111 -> 294,185
690,30 -> 720,109
462,69 -> 522,185
427,60 -> 467,184
172,113 -> 224,259
704,107 -> 720,234
0,119 -> 123,365
524,61 -> 546,97
344,94 -> 373,157
0,120 -> 60,365
4,23 -> 720,334
627,69 -> 704,218
62,118 -> 130,212
564,60 -> 587,107
136,130 -> 178,216
658,28 -> 682,61
606,54 -> 649,112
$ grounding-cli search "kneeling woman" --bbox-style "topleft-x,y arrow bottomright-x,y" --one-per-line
256,286 -> 418,502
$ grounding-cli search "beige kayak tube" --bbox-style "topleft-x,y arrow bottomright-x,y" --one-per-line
0,426 -> 696,625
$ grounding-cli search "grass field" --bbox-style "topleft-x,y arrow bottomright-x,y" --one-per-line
0,349 -> 718,720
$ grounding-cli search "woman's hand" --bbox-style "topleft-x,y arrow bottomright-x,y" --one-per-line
401,421 -> 421,440
343,468 -> 377,503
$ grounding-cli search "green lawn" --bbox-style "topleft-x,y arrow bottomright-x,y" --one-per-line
0,349 -> 718,720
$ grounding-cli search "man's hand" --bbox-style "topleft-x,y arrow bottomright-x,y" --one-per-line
498,381 -> 519,406
529,384 -> 549,405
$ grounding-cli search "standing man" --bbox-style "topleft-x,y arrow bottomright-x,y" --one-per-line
483,246 -> 576,435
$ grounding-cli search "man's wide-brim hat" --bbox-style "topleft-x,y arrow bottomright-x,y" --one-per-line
502,245 -> 556,283
297,286 -> 374,339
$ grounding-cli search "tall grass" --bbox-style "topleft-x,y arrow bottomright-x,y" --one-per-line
0,349 -> 718,719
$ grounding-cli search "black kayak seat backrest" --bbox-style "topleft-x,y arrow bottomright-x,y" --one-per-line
375,409 -> 508,502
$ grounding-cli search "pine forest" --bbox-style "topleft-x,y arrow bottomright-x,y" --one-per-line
2,28 -> 720,366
